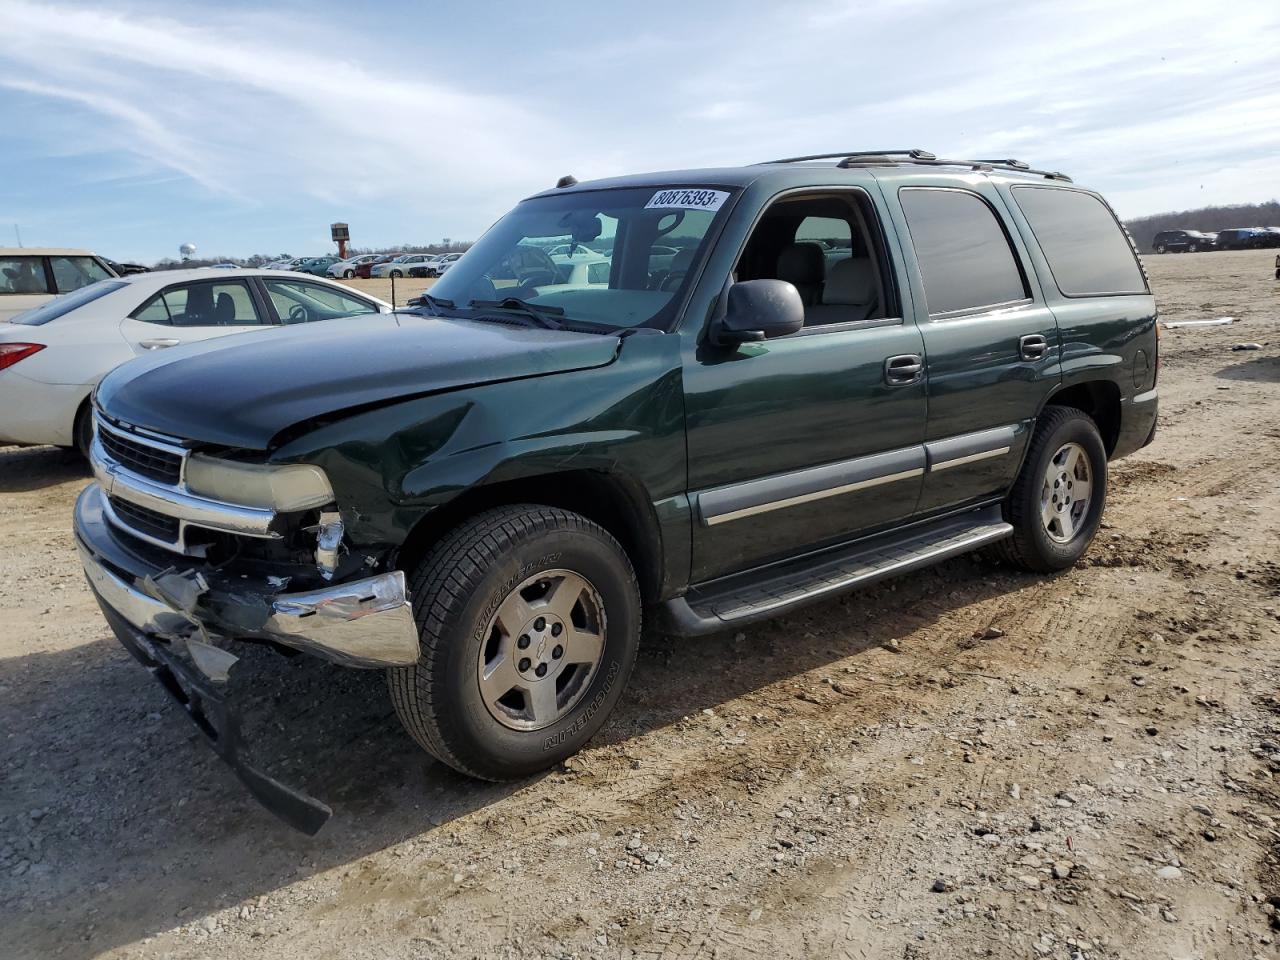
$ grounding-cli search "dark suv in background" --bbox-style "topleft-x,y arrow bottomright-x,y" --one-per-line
1151,229 -> 1216,253
76,149 -> 1159,832
1215,227 -> 1269,250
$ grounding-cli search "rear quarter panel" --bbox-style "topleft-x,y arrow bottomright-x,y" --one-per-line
994,181 -> 1158,458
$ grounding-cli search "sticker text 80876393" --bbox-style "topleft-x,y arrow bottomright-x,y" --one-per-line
644,189 -> 730,212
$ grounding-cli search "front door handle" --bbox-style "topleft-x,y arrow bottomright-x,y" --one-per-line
884,354 -> 923,385
139,338 -> 181,350
1019,334 -> 1049,361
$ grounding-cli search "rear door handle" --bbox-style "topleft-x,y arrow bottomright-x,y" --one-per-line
1019,334 -> 1049,361
884,354 -> 923,385
139,338 -> 181,350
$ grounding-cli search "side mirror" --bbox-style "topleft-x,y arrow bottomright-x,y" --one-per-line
714,279 -> 805,345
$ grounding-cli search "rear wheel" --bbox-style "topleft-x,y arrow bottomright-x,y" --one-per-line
1154,243 -> 1167,254
73,402 -> 93,459
390,269 -> 403,278
1188,243 -> 1199,253
388,505 -> 641,780
993,407 -> 1107,573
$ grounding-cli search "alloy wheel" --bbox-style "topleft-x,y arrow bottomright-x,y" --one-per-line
1040,442 -> 1093,543
477,569 -> 606,731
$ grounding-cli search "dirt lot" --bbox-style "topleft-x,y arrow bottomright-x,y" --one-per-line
2,250 -> 1278,960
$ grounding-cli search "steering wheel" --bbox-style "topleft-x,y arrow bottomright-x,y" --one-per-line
287,304 -> 311,325
517,267 -> 558,287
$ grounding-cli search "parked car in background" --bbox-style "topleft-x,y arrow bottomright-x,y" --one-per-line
547,244 -> 605,260
105,260 -> 150,276
327,254 -> 383,279
295,256 -> 343,276
372,254 -> 437,278
0,247 -> 118,322
1215,228 -> 1269,250
1151,229 -> 1216,253
0,269 -> 390,455
407,258 -> 440,278
73,151 -> 1158,830
430,252 -> 463,276
355,255 -> 396,279
210,263 -> 240,270
267,257 -> 314,271
1261,227 -> 1280,248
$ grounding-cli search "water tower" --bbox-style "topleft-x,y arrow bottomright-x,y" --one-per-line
179,242 -> 196,262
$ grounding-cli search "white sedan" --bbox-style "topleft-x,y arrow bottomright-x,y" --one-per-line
326,254 -> 383,279
371,254 -> 436,278
0,268 -> 391,454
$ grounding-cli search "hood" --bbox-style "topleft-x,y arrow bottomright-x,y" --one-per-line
96,312 -> 620,450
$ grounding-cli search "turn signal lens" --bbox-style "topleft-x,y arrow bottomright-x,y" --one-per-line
0,343 -> 45,371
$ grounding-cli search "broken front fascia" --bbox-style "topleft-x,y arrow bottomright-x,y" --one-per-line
75,483 -> 421,669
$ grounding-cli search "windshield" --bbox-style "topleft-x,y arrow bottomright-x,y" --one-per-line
430,185 -> 736,330
10,279 -> 127,325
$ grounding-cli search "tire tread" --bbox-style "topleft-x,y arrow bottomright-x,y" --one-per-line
992,406 -> 1101,573
387,504 -> 636,780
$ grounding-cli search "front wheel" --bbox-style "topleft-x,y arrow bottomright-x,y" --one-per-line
993,407 -> 1107,573
1154,243 -> 1167,254
388,505 -> 641,780
1188,243 -> 1199,253
390,269 -> 403,278
343,269 -> 355,278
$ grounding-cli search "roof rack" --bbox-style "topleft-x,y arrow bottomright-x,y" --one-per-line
756,149 -> 1072,183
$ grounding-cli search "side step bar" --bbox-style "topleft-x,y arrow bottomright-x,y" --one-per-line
659,505 -> 1012,636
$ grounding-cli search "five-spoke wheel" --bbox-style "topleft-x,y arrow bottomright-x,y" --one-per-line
388,505 -> 640,780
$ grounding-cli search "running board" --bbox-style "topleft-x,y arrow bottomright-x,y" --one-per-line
659,505 -> 1012,636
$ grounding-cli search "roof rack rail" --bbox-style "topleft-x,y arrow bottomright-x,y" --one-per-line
758,149 -> 937,165
757,150 -> 1072,183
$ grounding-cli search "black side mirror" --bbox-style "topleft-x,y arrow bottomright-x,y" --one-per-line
713,279 -> 805,345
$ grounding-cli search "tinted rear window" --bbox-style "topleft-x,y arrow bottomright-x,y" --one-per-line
11,280 -> 127,325
1011,187 -> 1147,296
899,187 -> 1028,315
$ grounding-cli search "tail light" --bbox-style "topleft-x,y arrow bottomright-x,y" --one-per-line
0,343 -> 45,371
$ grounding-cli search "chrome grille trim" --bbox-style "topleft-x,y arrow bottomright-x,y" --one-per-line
89,422 -> 280,554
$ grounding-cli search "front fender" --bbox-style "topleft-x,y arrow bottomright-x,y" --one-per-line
270,332 -> 690,576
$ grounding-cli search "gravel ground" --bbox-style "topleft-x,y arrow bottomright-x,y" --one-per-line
1,250 -> 1278,960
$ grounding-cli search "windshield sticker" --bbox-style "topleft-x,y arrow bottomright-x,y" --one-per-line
644,189 -> 730,212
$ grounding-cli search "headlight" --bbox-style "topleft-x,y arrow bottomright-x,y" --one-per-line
185,455 -> 334,511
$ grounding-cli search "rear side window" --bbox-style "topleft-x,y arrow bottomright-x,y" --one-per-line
0,256 -> 50,295
1011,187 -> 1147,296
134,280 -> 268,327
899,188 -> 1028,315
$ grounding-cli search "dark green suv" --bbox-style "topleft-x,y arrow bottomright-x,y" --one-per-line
75,150 -> 1158,832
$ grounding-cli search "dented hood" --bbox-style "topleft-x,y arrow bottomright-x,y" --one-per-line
96,312 -> 620,449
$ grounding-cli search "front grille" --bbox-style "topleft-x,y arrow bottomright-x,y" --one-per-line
109,495 -> 180,544
98,423 -> 183,484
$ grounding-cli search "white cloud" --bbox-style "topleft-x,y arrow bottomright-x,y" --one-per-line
0,0 -> 1276,257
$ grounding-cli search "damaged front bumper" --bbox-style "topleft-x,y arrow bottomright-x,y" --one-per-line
73,482 -> 422,833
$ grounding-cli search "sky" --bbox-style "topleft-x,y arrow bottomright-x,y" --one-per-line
0,0 -> 1277,263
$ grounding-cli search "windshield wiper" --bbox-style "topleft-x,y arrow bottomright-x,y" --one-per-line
412,292 -> 456,314
467,297 -> 565,329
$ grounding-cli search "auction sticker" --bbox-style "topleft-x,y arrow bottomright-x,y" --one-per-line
645,188 -> 730,212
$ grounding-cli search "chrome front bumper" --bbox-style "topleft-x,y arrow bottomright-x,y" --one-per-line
75,483 -> 421,669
